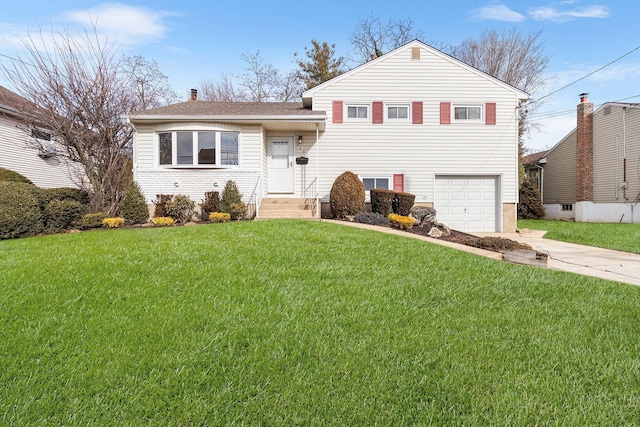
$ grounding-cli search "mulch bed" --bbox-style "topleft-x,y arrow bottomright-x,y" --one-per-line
409,224 -> 532,253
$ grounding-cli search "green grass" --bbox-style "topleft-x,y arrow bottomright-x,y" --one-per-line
519,219 -> 640,253
2,220 -> 640,425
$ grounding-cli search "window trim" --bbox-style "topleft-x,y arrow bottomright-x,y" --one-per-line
345,103 -> 370,121
157,130 -> 240,168
452,104 -> 484,123
361,176 -> 392,191
386,104 -> 410,121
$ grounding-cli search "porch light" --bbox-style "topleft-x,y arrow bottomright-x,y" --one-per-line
298,135 -> 303,145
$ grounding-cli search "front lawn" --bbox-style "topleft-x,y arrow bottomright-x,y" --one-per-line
2,220 -> 640,425
519,219 -> 640,254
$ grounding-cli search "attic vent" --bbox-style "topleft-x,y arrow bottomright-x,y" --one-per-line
604,105 -> 612,115
411,47 -> 420,60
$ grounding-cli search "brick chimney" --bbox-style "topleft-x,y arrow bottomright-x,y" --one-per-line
190,88 -> 198,101
576,93 -> 593,201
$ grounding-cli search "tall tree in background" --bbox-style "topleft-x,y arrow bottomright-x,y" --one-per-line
449,28 -> 550,183
295,39 -> 346,90
120,55 -> 180,109
350,15 -> 424,63
201,51 -> 303,102
1,27 -> 177,213
200,72 -> 248,102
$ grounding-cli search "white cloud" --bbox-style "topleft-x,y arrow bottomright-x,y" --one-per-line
62,3 -> 171,44
528,5 -> 609,22
469,4 -> 526,22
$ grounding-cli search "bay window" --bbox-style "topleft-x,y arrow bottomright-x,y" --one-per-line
158,131 -> 239,167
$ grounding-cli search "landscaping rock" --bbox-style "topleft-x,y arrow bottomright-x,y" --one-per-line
410,206 -> 436,225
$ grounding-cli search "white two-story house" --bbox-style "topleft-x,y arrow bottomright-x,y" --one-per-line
127,40 -> 528,232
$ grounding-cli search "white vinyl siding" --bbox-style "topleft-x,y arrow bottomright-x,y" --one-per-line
0,114 -> 79,188
307,42 -> 521,213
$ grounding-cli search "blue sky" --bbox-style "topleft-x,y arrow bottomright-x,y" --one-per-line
0,0 -> 638,152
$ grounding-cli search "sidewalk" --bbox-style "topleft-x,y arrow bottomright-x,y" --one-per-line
476,229 -> 640,287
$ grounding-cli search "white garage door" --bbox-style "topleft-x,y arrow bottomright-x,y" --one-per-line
435,176 -> 499,232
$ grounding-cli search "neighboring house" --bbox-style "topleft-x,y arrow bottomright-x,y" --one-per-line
538,94 -> 640,222
0,85 -> 79,188
523,149 -> 549,196
126,40 -> 528,232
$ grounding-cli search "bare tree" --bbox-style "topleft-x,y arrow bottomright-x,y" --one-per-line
199,72 -> 248,102
350,15 -> 424,63
120,55 -> 180,109
1,27 -> 176,213
202,51 -> 303,102
448,28 -> 550,182
295,39 -> 346,90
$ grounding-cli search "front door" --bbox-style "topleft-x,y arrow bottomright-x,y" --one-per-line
267,137 -> 295,193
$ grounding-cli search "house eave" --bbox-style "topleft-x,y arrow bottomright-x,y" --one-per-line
127,114 -> 326,122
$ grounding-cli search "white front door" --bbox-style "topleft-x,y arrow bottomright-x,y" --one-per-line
267,137 -> 294,193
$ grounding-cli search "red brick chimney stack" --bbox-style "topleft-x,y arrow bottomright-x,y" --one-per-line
190,88 -> 198,101
576,93 -> 593,201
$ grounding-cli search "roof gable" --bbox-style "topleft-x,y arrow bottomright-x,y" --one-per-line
302,40 -> 530,102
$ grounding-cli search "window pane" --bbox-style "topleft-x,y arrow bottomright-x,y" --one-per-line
454,107 -> 467,120
397,107 -> 408,119
198,132 -> 216,164
377,178 -> 389,189
357,106 -> 368,118
388,107 -> 398,119
221,132 -> 238,165
363,178 -> 375,191
347,106 -> 358,118
177,132 -> 193,165
159,132 -> 172,165
468,107 -> 481,120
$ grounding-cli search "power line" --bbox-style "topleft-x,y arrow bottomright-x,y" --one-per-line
529,94 -> 640,121
535,44 -> 640,103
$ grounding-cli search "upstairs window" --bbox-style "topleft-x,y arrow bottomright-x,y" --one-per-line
158,131 -> 239,167
346,104 -> 369,120
387,105 -> 409,120
31,128 -> 52,141
453,105 -> 483,122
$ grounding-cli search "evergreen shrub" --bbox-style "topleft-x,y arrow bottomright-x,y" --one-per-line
153,194 -> 173,218
77,212 -> 109,230
218,181 -> 247,220
120,181 -> 149,224
329,171 -> 365,218
0,167 -> 33,185
370,188 -> 395,216
165,194 -> 196,224
518,180 -> 546,219
44,199 -> 86,232
392,192 -> 416,216
0,182 -> 43,239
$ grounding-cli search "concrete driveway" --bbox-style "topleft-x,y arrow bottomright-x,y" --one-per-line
477,230 -> 640,286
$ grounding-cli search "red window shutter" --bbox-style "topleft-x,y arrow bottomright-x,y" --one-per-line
372,101 -> 383,124
486,102 -> 496,125
412,101 -> 423,124
393,174 -> 404,192
332,101 -> 343,124
440,102 -> 451,124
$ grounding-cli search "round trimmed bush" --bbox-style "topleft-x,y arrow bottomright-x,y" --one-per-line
77,212 -> 109,230
44,199 -> 87,232
120,181 -> 149,224
0,181 -> 44,239
329,171 -> 365,218
0,167 -> 33,185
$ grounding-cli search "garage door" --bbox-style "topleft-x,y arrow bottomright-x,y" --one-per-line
434,176 -> 499,232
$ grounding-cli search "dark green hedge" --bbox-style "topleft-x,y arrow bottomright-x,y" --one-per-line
0,167 -> 33,185
0,182 -> 43,239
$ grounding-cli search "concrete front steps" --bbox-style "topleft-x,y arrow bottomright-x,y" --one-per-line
258,197 -> 317,219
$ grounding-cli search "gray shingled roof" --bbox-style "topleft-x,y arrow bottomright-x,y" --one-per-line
131,101 -> 324,118
522,150 -> 549,165
0,86 -> 36,116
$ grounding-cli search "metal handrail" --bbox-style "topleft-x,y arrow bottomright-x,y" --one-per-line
304,177 -> 319,218
247,175 -> 263,219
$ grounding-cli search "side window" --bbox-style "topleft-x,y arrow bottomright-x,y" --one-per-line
346,104 -> 369,120
453,105 -> 483,122
362,177 -> 390,192
159,132 -> 172,165
387,105 -> 409,120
